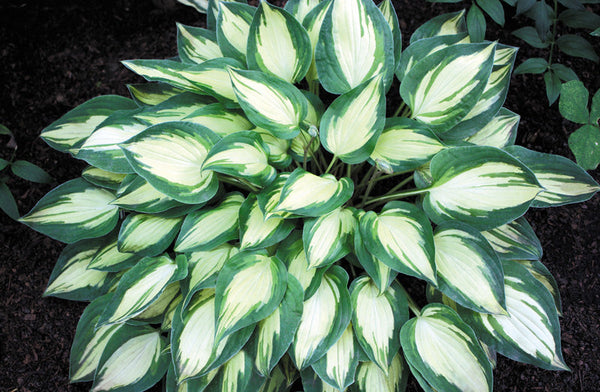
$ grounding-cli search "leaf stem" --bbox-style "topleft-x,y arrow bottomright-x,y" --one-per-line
359,170 -> 382,209
324,155 -> 338,175
392,101 -> 406,117
398,285 -> 422,317
364,186 -> 431,206
400,105 -> 412,118
547,0 -> 559,67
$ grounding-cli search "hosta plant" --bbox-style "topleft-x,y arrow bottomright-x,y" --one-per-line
21,1 -> 600,391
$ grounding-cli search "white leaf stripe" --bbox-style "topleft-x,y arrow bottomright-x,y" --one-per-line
303,207 -> 356,269
312,323 -> 358,391
89,237 -> 140,272
216,2 -> 256,62
126,82 -> 184,107
353,226 -> 397,295
481,217 -> 542,261
112,175 -> 183,215
466,108 -> 519,148
118,213 -> 183,256
81,167 -> 127,190
177,23 -> 223,64
354,354 -> 407,392
239,195 -> 294,251
285,0 -> 322,24
183,103 -> 253,137
409,10 -> 466,44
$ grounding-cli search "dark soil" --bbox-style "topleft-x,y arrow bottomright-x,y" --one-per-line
0,0 -> 598,391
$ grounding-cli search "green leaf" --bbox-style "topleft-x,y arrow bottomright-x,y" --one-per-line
311,323 -> 360,390
434,222 -> 506,314
216,2 -> 256,63
229,69 -> 308,139
544,70 -> 562,105
424,146 -> 542,230
274,168 -> 354,217
466,108 -> 520,148
351,354 -> 409,392
41,95 -> 137,153
359,201 -> 437,285
511,26 -> 549,48
556,34 -> 599,62
0,158 -> 9,171
238,194 -> 294,251
513,57 -> 549,74
481,217 -> 543,261
97,255 -> 187,327
320,75 -> 386,164
477,0 -> 505,25
559,80 -> 590,124
174,192 -> 243,253
126,83 -> 184,107
530,1 -> 552,39
505,145 -> 600,206
350,277 -> 408,371
550,64 -> 579,82
10,160 -> 53,183
81,167 -> 127,190
410,10 -> 466,44
91,327 -> 169,392
467,4 -> 486,42
291,266 -> 352,369
247,2 -> 312,83
0,182 -> 19,220
176,23 -> 223,64
557,0 -> 585,9
120,121 -> 221,204
214,251 -> 288,342
20,178 -> 119,243
568,124 -> 600,170
303,207 -> 356,269
401,43 -> 496,133
559,9 -> 600,29
203,131 -> 277,188
590,88 -> 600,123
117,213 -> 183,257
0,124 -> 12,136
400,304 -> 493,392
460,261 -> 569,371
315,0 -> 395,94
592,26 -> 600,36
44,238 -> 116,301
247,276 -> 304,376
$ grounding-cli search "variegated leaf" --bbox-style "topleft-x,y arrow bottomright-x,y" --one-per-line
44,238 -> 116,301
515,259 -> 562,316
277,231 -> 327,300
353,219 -> 397,294
303,207 -> 356,269
410,10 -> 466,44
312,323 -> 359,390
359,201 -> 436,285
70,294 -> 136,382
378,0 -> 402,70
315,0 -> 394,94
248,276 -> 304,376
401,43 -> 496,133
203,350 -> 265,392
161,295 -> 183,332
423,146 -> 542,230
350,277 -> 408,371
289,129 -> 321,163
247,2 -> 312,83
481,217 -> 542,261
182,243 -> 238,309
215,251 -> 288,342
91,327 -> 169,392
370,118 -> 445,173
300,367 -> 342,392
117,213 -> 183,257
320,75 -> 385,164
229,69 -> 308,139
112,175 -> 186,215
165,363 -> 217,392
505,145 -> 600,207
122,59 -> 200,91
352,354 -> 408,392
302,0 -> 332,84
254,128 -> 292,169
465,108 -> 519,148
400,304 -> 493,392
81,167 -> 127,190
203,131 -> 277,187
285,0 -> 322,24
20,178 -> 119,243
434,222 -> 506,314
88,234 -> 140,272
126,82 -> 184,107
120,121 -> 221,204
41,95 -> 137,153
133,282 -> 181,323
76,109 -> 149,173
171,289 -> 254,383
97,255 -> 187,327
183,103 -> 253,137
291,266 -> 352,369
133,92 -> 213,125
207,0 -> 250,30
176,58 -> 244,103
174,193 -> 243,253
239,194 -> 294,251
177,23 -> 223,64
216,2 -> 256,63
460,261 -> 569,371
256,173 -> 293,219
257,363 -> 294,392
275,168 -> 354,217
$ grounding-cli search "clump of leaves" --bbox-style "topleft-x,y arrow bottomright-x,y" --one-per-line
0,124 -> 53,219
20,1 -> 599,391
559,80 -> 600,170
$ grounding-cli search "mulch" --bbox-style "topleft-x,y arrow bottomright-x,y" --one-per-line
0,0 -> 598,391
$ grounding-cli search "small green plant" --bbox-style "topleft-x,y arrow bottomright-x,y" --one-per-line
20,1 -> 599,391
559,80 -> 600,170
0,124 -> 53,220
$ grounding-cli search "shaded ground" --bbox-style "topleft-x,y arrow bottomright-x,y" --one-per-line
0,0 -> 598,391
